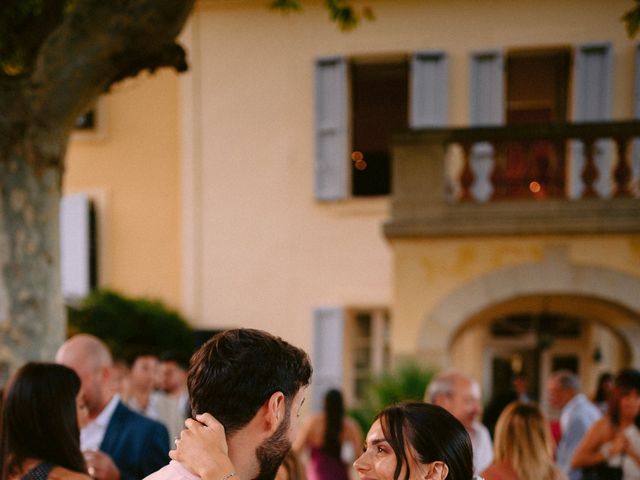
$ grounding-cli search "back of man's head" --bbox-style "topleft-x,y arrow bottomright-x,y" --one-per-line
55,334 -> 114,418
553,370 -> 580,392
425,369 -> 468,404
55,333 -> 113,372
188,328 -> 312,435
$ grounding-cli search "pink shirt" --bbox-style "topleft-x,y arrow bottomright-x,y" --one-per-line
144,460 -> 199,480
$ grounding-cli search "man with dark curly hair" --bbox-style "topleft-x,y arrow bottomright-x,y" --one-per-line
146,328 -> 312,480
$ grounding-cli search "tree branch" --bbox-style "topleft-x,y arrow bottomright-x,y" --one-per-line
26,0 -> 195,166
0,0 -> 67,76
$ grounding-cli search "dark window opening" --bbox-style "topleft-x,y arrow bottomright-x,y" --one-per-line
351,60 -> 409,196
552,355 -> 579,374
497,49 -> 571,200
491,312 -> 582,339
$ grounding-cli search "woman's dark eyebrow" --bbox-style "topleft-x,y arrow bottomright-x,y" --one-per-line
366,437 -> 388,447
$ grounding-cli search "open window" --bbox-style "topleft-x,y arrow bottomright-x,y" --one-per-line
314,53 -> 447,201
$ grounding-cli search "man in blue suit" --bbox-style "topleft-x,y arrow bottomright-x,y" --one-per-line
57,334 -> 171,480
547,370 -> 601,480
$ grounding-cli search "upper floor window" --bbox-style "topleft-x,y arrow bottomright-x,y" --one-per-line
351,59 -> 409,196
314,52 -> 447,201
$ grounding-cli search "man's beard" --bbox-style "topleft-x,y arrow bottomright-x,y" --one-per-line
253,407 -> 292,480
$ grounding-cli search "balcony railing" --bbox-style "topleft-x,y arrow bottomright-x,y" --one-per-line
384,120 -> 640,238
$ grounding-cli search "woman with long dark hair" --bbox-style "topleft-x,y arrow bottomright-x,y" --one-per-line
0,362 -> 90,480
292,389 -> 362,480
353,402 -> 474,480
592,372 -> 614,414
572,368 -> 640,480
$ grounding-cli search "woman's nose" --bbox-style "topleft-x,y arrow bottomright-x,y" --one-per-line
354,451 -> 370,472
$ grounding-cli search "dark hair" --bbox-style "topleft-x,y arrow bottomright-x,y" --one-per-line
322,389 -> 344,459
609,368 -> 640,428
124,347 -> 158,368
188,328 -> 312,435
159,350 -> 190,371
0,363 -> 87,479
377,402 -> 474,480
593,372 -> 613,403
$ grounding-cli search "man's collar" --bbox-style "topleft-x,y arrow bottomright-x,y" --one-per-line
92,394 -> 120,427
562,392 -> 584,413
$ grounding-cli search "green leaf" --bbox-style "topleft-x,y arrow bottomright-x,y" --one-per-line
348,362 -> 437,435
623,0 -> 640,37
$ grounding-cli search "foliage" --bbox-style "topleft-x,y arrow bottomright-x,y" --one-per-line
270,0 -> 374,31
67,289 -> 194,359
624,0 -> 640,37
349,362 -> 437,434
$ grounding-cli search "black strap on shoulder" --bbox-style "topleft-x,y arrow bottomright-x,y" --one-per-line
22,462 -> 55,480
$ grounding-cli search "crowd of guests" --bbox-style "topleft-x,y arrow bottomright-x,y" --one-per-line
0,328 -> 639,480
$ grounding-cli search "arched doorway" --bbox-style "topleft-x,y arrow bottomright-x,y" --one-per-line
450,294 -> 633,403
422,257 -> 640,402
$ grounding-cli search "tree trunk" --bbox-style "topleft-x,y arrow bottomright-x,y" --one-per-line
0,144 -> 64,380
0,0 -> 195,378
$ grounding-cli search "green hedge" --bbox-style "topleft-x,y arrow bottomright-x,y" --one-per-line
349,362 -> 437,434
67,289 -> 194,359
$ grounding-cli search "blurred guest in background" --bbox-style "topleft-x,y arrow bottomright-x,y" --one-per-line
592,372 -> 614,415
293,389 -> 362,480
123,349 -> 161,420
547,370 -> 601,480
426,369 -> 494,474
572,368 -> 640,480
56,334 -> 170,480
155,351 -> 191,440
0,362 -> 90,480
482,401 -> 566,480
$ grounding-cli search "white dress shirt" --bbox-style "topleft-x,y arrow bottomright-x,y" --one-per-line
469,420 -> 494,474
81,394 -> 120,451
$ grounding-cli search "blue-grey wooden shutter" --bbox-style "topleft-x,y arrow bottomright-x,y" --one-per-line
314,58 -> 349,201
410,51 -> 448,128
469,50 -> 504,201
570,43 -> 613,198
312,307 -> 344,412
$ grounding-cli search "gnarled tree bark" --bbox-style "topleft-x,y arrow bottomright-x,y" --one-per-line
0,0 -> 194,376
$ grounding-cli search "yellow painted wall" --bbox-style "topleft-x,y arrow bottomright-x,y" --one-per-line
64,70 -> 182,309
183,0 -> 637,353
63,0 -> 638,365
392,235 -> 640,358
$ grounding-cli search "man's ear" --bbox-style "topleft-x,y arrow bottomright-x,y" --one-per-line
264,391 -> 286,433
100,365 -> 112,385
424,461 -> 449,480
432,393 -> 449,409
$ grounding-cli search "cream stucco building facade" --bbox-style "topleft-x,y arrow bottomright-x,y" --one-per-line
64,0 -> 640,409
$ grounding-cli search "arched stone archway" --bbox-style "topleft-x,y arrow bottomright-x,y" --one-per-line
420,247 -> 640,368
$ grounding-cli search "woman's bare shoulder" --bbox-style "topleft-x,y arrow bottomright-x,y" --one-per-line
48,466 -> 91,480
481,462 -> 518,480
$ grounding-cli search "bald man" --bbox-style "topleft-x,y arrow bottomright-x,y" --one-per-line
56,334 -> 170,480
425,369 -> 494,474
